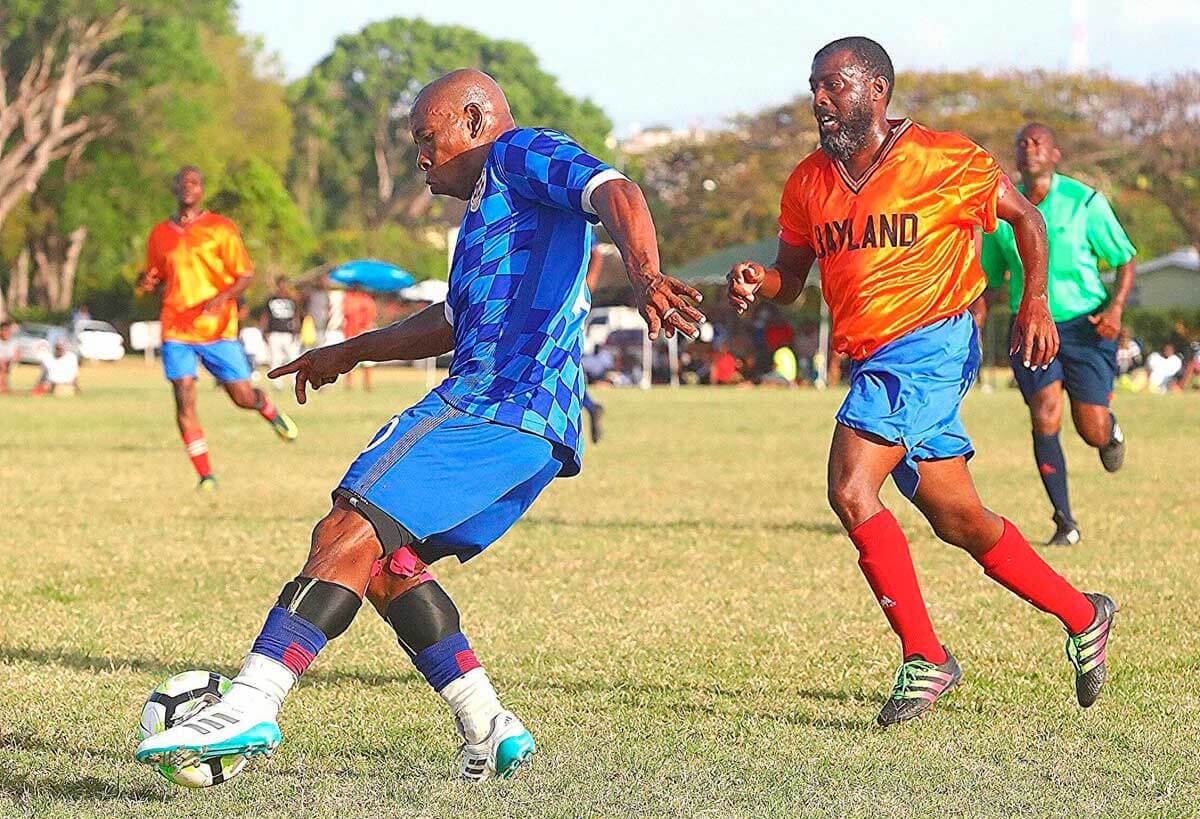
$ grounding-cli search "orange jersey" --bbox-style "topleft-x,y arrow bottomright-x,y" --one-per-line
779,119 -> 1008,360
145,212 -> 253,343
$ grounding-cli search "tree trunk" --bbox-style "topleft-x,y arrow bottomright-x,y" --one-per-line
7,247 -> 31,310
30,226 -> 87,311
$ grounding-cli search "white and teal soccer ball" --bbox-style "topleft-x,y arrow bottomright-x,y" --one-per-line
139,670 -> 248,788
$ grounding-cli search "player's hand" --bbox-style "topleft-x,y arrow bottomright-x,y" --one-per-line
135,268 -> 161,294
1089,304 -> 1123,340
268,345 -> 358,404
631,270 -> 705,341
1011,296 -> 1059,369
201,293 -> 232,315
727,262 -> 766,315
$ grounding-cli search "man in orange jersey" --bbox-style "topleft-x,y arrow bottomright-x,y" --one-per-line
139,166 -> 299,489
727,38 -> 1116,726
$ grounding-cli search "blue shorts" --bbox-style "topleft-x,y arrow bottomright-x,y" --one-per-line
162,340 -> 252,383
336,391 -> 561,563
836,312 -> 980,499
1009,312 -> 1116,407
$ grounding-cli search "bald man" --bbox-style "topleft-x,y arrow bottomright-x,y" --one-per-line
977,124 -> 1136,546
138,69 -> 703,781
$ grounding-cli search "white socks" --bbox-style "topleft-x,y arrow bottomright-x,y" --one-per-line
440,667 -> 504,744
222,653 -> 297,720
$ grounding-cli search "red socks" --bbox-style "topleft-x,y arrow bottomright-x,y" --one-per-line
849,510 -> 947,663
975,519 -> 1094,633
182,428 -> 212,478
256,390 -> 278,422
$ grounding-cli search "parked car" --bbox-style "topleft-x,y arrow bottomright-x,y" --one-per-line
583,306 -> 646,354
14,323 -> 73,364
73,319 -> 125,361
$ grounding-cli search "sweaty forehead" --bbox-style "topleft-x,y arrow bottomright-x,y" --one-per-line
810,50 -> 867,85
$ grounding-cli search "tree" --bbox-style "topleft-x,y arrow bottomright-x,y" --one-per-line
0,7 -> 126,236
289,18 -> 612,233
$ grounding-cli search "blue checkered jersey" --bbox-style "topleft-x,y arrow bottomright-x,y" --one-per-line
435,127 -> 623,476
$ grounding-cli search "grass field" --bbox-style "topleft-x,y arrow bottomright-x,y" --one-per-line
1,359 -> 1198,818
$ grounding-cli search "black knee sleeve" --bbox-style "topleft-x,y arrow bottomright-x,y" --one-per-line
384,580 -> 460,656
332,487 -> 416,558
276,576 -> 362,641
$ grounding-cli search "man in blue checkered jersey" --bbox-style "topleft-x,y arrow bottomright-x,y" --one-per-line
136,69 -> 704,782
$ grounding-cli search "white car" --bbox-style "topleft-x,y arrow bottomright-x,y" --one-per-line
583,306 -> 646,354
74,319 -> 125,361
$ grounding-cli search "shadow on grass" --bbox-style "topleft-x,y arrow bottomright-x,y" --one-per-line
0,644 -> 417,689
0,733 -> 166,803
520,515 -> 846,537
528,677 -> 875,732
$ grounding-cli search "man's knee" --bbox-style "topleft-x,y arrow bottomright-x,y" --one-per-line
1030,402 -> 1061,435
927,507 -> 997,552
1073,412 -> 1110,447
827,479 -> 878,527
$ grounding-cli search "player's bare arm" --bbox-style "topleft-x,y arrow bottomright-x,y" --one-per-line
726,238 -> 815,315
998,186 -> 1058,368
269,300 -> 454,403
590,178 -> 704,341
1089,257 -> 1136,340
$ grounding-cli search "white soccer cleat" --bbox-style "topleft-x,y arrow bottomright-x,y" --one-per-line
457,710 -> 536,782
135,692 -> 281,770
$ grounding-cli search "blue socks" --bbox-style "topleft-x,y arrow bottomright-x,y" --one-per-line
250,607 -> 327,677
411,632 -> 481,692
1032,430 -> 1072,522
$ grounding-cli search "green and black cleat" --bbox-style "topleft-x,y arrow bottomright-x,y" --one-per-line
1066,592 -> 1118,708
876,647 -> 961,727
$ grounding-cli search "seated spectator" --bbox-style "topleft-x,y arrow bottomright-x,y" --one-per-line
583,346 -> 616,384
709,344 -> 744,385
760,345 -> 798,388
33,339 -> 80,397
1146,343 -> 1183,393
0,320 -> 17,394
1115,329 -> 1142,376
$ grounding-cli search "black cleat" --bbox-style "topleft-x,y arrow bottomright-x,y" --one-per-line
587,403 -> 605,445
1099,419 -> 1125,473
876,647 -> 961,727
1047,511 -> 1081,546
1065,593 -> 1118,708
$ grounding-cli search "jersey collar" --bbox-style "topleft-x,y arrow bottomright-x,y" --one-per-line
832,118 -> 912,195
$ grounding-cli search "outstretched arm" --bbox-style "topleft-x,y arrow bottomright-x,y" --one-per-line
590,179 -> 705,341
726,238 -> 815,314
269,301 -> 454,403
998,186 -> 1058,368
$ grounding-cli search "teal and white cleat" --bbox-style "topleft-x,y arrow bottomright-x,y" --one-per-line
458,711 -> 536,782
135,696 -> 281,770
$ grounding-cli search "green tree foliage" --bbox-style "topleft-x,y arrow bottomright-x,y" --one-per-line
288,17 -> 612,234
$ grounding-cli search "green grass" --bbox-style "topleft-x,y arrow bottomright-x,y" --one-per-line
1,360 -> 1198,818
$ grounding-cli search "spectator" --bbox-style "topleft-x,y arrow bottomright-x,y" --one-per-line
0,320 -> 17,393
342,286 -> 378,391
582,346 -> 615,384
265,276 -> 300,391
761,344 -> 798,388
709,344 -> 744,385
1146,343 -> 1183,393
32,338 -> 80,397
70,303 -> 91,332
304,278 -> 331,348
1115,329 -> 1142,376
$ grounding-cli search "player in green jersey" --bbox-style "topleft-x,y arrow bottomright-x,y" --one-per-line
976,123 -> 1136,546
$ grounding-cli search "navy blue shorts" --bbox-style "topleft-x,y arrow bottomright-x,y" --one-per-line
162,340 -> 252,383
337,391 -> 562,564
1009,313 -> 1116,407
837,312 -> 980,499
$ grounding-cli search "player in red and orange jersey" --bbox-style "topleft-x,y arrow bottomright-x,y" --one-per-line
727,38 -> 1117,726
139,166 -> 299,489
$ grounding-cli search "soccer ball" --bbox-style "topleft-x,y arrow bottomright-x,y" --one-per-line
139,670 -> 248,788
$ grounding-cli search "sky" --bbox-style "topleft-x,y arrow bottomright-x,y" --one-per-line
239,0 -> 1200,134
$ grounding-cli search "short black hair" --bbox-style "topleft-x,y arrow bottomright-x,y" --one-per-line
814,36 -> 895,101
174,165 -> 203,186
1018,122 -> 1059,146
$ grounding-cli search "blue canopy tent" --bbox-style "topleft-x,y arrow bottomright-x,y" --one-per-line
328,259 -> 415,293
